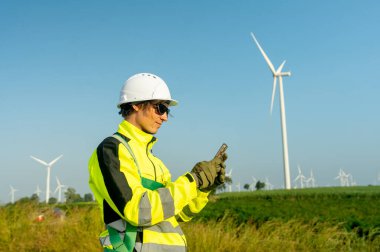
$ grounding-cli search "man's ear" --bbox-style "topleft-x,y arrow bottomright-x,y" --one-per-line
132,104 -> 140,112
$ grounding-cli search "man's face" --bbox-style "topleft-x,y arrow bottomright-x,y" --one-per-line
134,102 -> 169,134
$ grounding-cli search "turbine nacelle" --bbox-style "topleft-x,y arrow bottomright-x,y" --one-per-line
275,72 -> 291,77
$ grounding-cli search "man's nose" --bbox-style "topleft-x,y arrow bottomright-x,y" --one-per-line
161,112 -> 168,121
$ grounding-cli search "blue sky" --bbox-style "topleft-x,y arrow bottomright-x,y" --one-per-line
1,1 -> 380,203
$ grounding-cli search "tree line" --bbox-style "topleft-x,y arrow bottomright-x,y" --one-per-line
8,187 -> 94,205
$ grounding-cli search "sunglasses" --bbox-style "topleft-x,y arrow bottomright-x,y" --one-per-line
154,103 -> 170,116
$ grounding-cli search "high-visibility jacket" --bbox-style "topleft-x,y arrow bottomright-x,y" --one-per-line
88,120 -> 209,251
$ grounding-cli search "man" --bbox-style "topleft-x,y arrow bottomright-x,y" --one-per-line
88,73 -> 227,252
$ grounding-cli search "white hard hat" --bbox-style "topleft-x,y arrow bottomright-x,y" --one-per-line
118,73 -> 178,108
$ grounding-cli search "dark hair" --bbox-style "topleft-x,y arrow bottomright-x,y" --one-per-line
119,103 -> 134,117
119,101 -> 150,117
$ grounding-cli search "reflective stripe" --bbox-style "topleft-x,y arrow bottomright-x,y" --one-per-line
108,219 -> 127,232
138,192 -> 152,226
145,221 -> 184,236
100,234 -> 112,247
139,243 -> 186,252
157,188 -> 175,220
134,242 -> 142,252
100,220 -> 186,250
100,230 -> 125,248
112,133 -> 142,177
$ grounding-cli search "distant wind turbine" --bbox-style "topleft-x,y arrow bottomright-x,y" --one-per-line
35,185 -> 42,198
251,32 -> 292,189
335,169 -> 349,187
250,176 -> 257,191
335,169 -> 344,186
30,155 -> 63,203
306,169 -> 316,188
294,165 -> 307,188
9,185 -> 18,204
341,169 -> 350,186
54,177 -> 66,203
265,177 -> 274,190
235,182 -> 241,192
348,174 -> 356,186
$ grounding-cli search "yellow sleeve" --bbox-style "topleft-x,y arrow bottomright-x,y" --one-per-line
176,190 -> 209,222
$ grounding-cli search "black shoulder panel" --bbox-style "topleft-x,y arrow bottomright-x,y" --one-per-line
103,199 -> 122,224
97,136 -> 133,216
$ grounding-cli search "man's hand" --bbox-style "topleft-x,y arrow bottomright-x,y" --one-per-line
191,153 -> 227,190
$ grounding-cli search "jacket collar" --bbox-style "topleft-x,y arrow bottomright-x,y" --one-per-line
117,120 -> 157,147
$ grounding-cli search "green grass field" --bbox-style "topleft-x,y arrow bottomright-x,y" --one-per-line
1,186 -> 379,251
201,186 -> 380,234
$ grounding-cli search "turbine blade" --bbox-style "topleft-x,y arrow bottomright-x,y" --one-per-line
30,156 -> 48,166
250,32 -> 276,74
49,155 -> 63,166
56,177 -> 61,186
277,60 -> 286,73
270,77 -> 277,115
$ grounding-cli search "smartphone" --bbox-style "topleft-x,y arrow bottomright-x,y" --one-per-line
214,143 -> 228,159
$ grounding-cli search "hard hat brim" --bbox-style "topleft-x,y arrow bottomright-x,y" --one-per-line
117,98 -> 178,108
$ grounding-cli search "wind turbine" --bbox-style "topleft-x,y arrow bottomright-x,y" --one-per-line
335,169 -> 342,186
294,165 -> 307,188
235,182 -> 241,192
30,155 -> 63,203
265,177 -> 274,190
348,174 -> 356,186
306,169 -> 316,188
341,169 -> 350,186
335,169 -> 349,186
35,185 -> 42,198
250,176 -> 257,191
54,177 -> 66,203
9,185 -> 18,204
251,32 -> 292,189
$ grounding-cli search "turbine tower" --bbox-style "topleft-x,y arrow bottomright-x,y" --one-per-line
30,155 -> 63,203
54,177 -> 66,203
9,185 -> 18,204
251,32 -> 292,189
